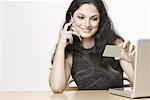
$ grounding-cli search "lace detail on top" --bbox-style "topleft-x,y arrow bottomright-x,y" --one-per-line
71,44 -> 123,90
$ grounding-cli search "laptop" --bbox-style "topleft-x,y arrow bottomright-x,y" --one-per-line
109,39 -> 150,98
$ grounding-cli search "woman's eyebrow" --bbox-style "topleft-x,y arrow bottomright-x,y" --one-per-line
76,12 -> 99,17
91,15 -> 99,18
76,12 -> 85,16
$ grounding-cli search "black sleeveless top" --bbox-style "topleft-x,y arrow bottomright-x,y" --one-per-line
71,44 -> 123,90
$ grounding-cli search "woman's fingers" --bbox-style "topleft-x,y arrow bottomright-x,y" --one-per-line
122,40 -> 132,54
68,31 -> 82,41
129,44 -> 135,56
60,21 -> 83,46
63,21 -> 73,31
119,42 -> 123,47
131,47 -> 136,56
123,40 -> 136,56
123,40 -> 130,48
116,40 -> 136,62
64,21 -> 82,41
65,32 -> 73,44
69,34 -> 73,44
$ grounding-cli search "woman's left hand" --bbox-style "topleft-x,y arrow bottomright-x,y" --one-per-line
115,40 -> 136,63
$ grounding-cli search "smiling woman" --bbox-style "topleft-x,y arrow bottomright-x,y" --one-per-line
49,0 -> 135,93
0,0 -> 148,92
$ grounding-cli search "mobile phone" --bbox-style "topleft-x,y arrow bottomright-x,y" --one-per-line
102,45 -> 122,57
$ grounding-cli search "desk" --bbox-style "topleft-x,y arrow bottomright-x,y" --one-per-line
0,90 -> 150,100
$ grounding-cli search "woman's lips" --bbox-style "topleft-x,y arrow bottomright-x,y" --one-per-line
81,28 -> 92,33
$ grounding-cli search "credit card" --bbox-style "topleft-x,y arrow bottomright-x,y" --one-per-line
102,45 -> 122,57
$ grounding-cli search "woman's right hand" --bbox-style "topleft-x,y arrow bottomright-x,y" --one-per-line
58,20 -> 82,48
115,40 -> 136,63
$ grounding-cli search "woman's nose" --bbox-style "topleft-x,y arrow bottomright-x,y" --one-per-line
84,19 -> 90,28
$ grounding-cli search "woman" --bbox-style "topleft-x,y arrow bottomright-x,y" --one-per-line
49,0 -> 135,93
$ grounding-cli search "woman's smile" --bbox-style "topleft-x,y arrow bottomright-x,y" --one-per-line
81,28 -> 92,33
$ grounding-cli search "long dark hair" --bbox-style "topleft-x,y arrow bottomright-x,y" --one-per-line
51,0 -> 123,64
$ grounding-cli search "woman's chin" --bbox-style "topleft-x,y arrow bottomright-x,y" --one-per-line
79,33 -> 94,39
80,35 -> 90,38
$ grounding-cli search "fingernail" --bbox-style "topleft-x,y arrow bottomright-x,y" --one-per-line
79,36 -> 82,41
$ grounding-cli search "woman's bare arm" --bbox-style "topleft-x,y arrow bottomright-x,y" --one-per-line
49,21 -> 76,93
119,60 -> 134,83
49,43 -> 72,93
115,39 -> 135,83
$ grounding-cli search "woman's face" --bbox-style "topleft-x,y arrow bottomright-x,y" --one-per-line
73,3 -> 100,38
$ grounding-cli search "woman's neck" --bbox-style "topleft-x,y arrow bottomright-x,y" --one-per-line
81,36 -> 95,49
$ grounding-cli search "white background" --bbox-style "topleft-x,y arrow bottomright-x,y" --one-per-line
0,0 -> 150,91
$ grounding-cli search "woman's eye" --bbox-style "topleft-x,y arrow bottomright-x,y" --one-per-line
92,18 -> 98,21
77,16 -> 84,19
